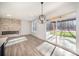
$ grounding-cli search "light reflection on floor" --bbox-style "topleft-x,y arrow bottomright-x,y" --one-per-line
37,42 -> 76,56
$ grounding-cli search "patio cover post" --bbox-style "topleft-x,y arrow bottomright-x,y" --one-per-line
76,3 -> 79,53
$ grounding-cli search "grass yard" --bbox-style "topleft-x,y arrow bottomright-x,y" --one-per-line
50,31 -> 76,38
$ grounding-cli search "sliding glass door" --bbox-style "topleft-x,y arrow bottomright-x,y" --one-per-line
57,18 -> 76,52
46,18 -> 76,53
46,21 -> 57,44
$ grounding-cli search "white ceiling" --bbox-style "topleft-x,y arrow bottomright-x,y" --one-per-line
0,2 -> 41,20
0,2 -> 77,21
45,2 -> 77,19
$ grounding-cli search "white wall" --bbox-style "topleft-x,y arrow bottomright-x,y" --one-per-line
32,21 -> 46,40
20,20 -> 31,35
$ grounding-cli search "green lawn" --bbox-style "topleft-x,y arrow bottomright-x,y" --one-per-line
50,31 -> 76,38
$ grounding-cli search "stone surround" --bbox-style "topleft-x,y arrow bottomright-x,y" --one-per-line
0,18 -> 21,35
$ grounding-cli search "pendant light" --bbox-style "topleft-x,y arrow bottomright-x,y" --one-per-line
39,2 -> 46,24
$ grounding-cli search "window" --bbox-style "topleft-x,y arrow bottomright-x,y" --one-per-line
32,20 -> 37,33
57,18 -> 76,52
46,18 -> 76,52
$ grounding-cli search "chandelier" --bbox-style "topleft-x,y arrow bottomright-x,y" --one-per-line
39,2 -> 46,24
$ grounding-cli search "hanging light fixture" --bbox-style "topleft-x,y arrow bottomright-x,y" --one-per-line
39,2 -> 46,24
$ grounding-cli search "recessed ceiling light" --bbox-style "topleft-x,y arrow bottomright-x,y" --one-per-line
6,14 -> 12,17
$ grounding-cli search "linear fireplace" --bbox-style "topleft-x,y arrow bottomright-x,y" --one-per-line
2,31 -> 19,35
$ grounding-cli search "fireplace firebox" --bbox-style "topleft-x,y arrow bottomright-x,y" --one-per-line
2,31 -> 19,35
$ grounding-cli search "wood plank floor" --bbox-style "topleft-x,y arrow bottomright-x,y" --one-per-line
5,35 -> 44,56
